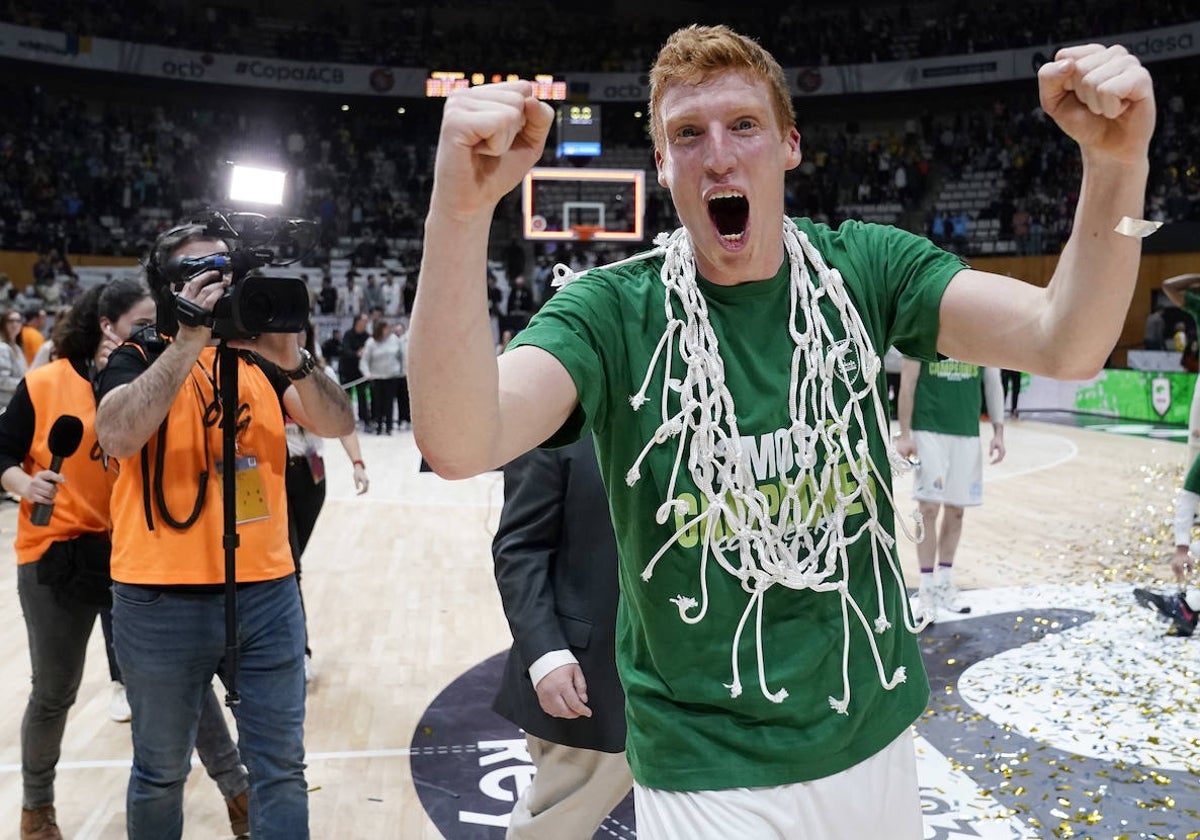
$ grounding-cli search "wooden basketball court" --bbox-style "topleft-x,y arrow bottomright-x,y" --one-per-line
0,418 -> 1191,838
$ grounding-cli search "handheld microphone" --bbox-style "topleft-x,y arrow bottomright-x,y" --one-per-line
31,415 -> 84,527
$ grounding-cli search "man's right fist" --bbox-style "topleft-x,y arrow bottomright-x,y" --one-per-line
430,81 -> 556,221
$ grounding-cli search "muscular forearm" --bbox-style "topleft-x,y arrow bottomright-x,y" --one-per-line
1038,155 -> 1148,378
95,331 -> 207,458
409,208 -> 505,473
289,369 -> 355,437
338,432 -> 363,463
411,82 -> 570,478
338,431 -> 369,493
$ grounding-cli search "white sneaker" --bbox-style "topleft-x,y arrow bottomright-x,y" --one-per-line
917,583 -> 938,624
304,654 -> 314,684
109,681 -> 131,723
936,579 -> 972,615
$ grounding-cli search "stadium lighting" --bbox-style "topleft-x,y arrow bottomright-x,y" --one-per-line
228,164 -> 286,206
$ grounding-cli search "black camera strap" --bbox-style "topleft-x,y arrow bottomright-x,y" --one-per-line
135,350 -> 212,533
150,419 -> 209,530
139,368 -> 214,532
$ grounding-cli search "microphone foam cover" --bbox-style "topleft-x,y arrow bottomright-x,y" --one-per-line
47,415 -> 85,459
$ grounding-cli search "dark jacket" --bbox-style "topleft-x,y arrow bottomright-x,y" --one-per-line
491,438 -> 625,752
338,328 -> 368,383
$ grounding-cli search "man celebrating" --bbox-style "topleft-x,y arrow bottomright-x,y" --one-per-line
409,25 -> 1154,839
94,223 -> 353,838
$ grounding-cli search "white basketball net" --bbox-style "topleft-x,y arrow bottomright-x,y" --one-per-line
553,217 -> 927,714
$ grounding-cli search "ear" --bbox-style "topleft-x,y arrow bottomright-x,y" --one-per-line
784,127 -> 802,171
655,148 -> 668,189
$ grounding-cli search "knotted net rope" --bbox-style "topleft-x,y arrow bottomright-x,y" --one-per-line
552,217 -> 927,713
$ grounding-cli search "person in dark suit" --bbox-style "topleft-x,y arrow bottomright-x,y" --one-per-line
338,312 -> 371,430
492,437 -> 632,839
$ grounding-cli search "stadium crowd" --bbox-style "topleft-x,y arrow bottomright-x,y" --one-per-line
0,2 -> 1194,318
3,54 -> 1196,280
1,0 -> 1198,71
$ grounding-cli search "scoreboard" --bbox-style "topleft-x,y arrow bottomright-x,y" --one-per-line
557,103 -> 601,158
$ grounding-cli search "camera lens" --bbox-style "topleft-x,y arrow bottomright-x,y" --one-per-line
242,286 -> 277,325
230,276 -> 310,336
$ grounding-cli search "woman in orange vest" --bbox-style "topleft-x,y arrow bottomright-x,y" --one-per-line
2,279 -> 251,840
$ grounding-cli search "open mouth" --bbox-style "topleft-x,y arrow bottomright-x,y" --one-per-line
707,191 -> 749,242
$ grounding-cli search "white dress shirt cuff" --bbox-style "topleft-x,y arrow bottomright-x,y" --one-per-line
528,649 -> 579,689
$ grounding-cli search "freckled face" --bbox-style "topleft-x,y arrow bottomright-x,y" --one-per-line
655,71 -> 801,286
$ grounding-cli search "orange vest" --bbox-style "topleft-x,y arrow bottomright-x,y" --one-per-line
15,359 -> 113,565
109,346 -> 293,585
20,326 -> 45,367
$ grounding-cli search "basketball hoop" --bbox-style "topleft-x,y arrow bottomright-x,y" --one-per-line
571,224 -> 603,242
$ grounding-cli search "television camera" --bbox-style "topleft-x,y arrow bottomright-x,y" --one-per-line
153,210 -> 317,341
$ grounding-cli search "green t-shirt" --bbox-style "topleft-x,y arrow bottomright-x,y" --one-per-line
510,218 -> 963,791
911,359 -> 983,437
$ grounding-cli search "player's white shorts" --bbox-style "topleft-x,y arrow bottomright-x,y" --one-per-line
633,730 -> 921,839
911,430 -> 983,507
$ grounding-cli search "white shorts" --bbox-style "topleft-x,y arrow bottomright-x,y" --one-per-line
911,430 -> 983,507
633,730 -> 921,840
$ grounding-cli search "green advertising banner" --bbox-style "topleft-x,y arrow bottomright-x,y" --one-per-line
1073,370 -> 1195,425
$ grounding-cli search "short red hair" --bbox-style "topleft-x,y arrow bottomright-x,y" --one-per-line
648,24 -> 796,152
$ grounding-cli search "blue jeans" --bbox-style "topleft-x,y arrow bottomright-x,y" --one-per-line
112,576 -> 308,840
195,684 -> 250,802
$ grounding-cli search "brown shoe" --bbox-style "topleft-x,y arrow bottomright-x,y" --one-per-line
226,791 -> 250,838
21,806 -> 63,840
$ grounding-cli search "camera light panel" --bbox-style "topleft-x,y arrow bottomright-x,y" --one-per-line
229,165 -> 286,206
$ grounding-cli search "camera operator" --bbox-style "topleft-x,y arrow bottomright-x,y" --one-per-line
93,223 -> 354,839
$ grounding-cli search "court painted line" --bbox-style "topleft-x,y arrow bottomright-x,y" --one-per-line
987,432 -> 1079,483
